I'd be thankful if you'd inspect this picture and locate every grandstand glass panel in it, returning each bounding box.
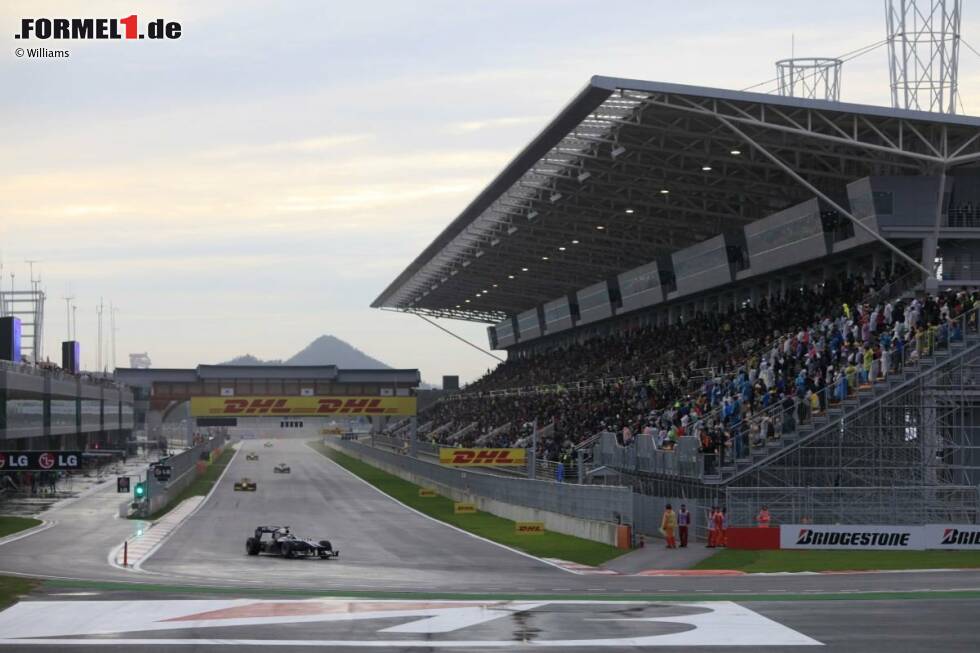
[121,403,135,429]
[746,211,823,256]
[873,191,894,215]
[80,399,101,428]
[50,398,76,428]
[4,395,43,429]
[673,246,727,280]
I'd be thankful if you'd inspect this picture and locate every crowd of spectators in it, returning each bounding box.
[420,269,980,469]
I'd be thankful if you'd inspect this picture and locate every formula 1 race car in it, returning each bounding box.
[273,463,291,474]
[246,452,259,461]
[245,526,338,559]
[234,477,257,491]
[264,441,274,448]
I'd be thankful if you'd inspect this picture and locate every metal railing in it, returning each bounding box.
[726,486,980,527]
[441,367,713,401]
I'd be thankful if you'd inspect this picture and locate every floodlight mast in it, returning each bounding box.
[886,0,962,114]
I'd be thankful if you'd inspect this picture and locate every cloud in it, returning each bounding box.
[448,115,548,134]
[195,134,374,160]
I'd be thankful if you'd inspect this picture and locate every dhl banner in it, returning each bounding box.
[418,488,437,497]
[190,396,417,417]
[439,448,526,467]
[515,521,545,534]
[454,502,477,514]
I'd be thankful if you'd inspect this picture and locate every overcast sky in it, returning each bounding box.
[2,1,979,383]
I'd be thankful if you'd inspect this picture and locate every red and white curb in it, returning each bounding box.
[109,444,239,572]
[111,496,204,570]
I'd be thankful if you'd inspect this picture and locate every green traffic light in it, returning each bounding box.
[134,482,146,498]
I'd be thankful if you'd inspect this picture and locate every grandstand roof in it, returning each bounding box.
[373,76,980,323]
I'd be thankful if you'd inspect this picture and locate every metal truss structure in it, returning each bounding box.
[0,287,46,363]
[886,0,962,114]
[374,77,980,322]
[776,58,843,101]
[643,340,980,528]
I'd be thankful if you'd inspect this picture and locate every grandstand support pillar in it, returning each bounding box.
[528,419,538,479]
[871,251,884,281]
[922,235,939,292]
[410,416,417,456]
[925,169,948,293]
[712,115,934,281]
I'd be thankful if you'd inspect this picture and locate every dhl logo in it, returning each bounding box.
[515,521,545,534]
[439,448,526,467]
[209,397,407,415]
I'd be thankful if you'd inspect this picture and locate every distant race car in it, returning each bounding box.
[234,477,257,491]
[246,526,338,559]
[273,463,291,474]
[264,442,274,448]
[246,452,259,461]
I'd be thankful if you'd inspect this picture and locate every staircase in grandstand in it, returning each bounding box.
[591,301,980,488]
[708,303,980,485]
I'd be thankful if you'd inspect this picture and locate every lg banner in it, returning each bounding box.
[0,451,83,471]
[780,524,924,550]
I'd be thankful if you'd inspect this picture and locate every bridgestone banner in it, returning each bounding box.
[781,524,980,550]
[923,524,980,549]
[781,524,923,550]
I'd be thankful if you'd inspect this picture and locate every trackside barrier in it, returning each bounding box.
[121,435,232,517]
[327,438,633,546]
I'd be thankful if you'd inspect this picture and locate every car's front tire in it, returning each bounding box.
[246,537,259,555]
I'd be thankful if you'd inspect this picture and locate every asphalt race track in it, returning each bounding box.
[144,438,557,590]
[1,437,979,651]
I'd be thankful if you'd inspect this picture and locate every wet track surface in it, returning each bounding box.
[2,437,980,650]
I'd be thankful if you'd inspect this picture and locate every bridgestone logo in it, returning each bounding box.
[796,529,911,547]
[941,528,980,546]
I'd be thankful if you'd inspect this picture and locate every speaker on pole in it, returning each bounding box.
[0,317,22,362]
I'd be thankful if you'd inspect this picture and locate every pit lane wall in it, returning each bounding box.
[119,435,232,517]
[324,437,631,546]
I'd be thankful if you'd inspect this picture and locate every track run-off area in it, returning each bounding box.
[1,437,979,651]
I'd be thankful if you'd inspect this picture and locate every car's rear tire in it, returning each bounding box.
[246,537,259,555]
[282,543,293,559]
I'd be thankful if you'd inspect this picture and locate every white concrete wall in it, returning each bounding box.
[324,440,620,547]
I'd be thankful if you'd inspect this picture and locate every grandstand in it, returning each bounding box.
[374,77,980,536]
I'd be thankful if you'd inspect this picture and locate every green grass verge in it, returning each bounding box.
[131,447,236,521]
[308,441,622,566]
[694,548,980,573]
[0,518,43,611]
[0,516,42,539]
[0,575,37,611]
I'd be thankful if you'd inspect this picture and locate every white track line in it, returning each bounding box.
[0,520,55,548]
[312,442,579,575]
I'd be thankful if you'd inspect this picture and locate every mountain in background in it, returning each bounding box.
[220,335,390,369]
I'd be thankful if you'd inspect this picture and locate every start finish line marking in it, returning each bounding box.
[0,598,821,647]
